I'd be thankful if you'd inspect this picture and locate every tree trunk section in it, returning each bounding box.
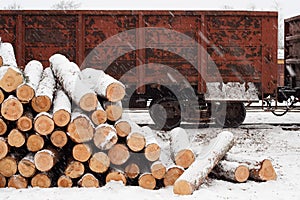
[53,90,71,127]
[16,60,43,103]
[0,89,4,104]
[1,95,23,121]
[170,127,195,169]
[65,161,85,179]
[50,130,68,148]
[212,160,250,183]
[106,169,127,185]
[126,122,146,152]
[34,149,57,172]
[89,152,110,174]
[0,174,6,188]
[151,161,166,180]
[138,173,156,190]
[125,163,140,179]
[78,173,99,188]
[163,166,184,187]
[18,154,36,178]
[0,118,7,136]
[8,175,28,189]
[0,156,17,177]
[114,119,132,138]
[72,143,92,162]
[173,131,234,195]
[108,144,130,165]
[8,129,25,148]
[0,67,24,92]
[67,112,94,143]
[57,175,73,187]
[81,68,125,102]
[31,173,51,188]
[34,112,55,136]
[31,68,55,113]
[17,111,33,132]
[0,137,8,159]
[26,133,44,152]
[91,101,107,126]
[141,126,161,162]
[93,124,118,150]
[103,101,122,121]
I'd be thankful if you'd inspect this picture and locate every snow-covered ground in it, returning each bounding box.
[1,110,300,200]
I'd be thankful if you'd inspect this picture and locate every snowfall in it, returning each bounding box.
[1,109,300,200]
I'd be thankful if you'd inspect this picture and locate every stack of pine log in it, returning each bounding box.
[0,42,277,194]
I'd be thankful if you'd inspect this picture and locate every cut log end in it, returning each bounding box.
[106,83,125,102]
[106,104,122,121]
[8,129,25,148]
[65,161,85,179]
[79,93,97,112]
[127,132,146,152]
[91,110,107,125]
[173,180,193,195]
[115,121,131,137]
[31,96,52,113]
[72,143,92,162]
[57,175,73,188]
[93,125,118,150]
[0,68,24,92]
[8,175,28,189]
[145,143,161,162]
[50,130,68,148]
[17,115,33,132]
[235,165,250,183]
[125,163,140,179]
[0,156,17,177]
[34,150,56,172]
[16,84,35,103]
[0,118,7,135]
[53,110,71,127]
[0,139,8,159]
[138,174,156,190]
[1,97,23,121]
[0,174,6,188]
[67,117,94,143]
[151,162,166,180]
[257,159,277,181]
[106,171,127,185]
[78,174,99,188]
[0,89,4,104]
[27,134,44,152]
[34,114,55,135]
[175,149,195,169]
[163,167,184,187]
[18,159,36,178]
[108,144,130,165]
[31,174,51,188]
[89,152,110,173]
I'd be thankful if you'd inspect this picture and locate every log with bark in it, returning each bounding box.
[31,68,56,113]
[8,129,26,148]
[18,154,36,178]
[49,55,97,112]
[65,161,85,179]
[89,152,110,173]
[78,173,99,188]
[81,68,125,102]
[0,117,7,136]
[91,102,107,126]
[26,133,44,152]
[72,143,92,162]
[103,101,123,122]
[173,131,234,195]
[126,122,146,152]
[16,60,43,103]
[8,174,28,189]
[141,126,161,162]
[34,112,55,136]
[170,127,195,169]
[31,173,51,188]
[224,154,277,181]
[93,124,118,150]
[0,156,17,177]
[0,137,8,159]
[57,175,73,187]
[34,149,57,172]
[0,42,17,67]
[52,89,71,127]
[1,95,23,121]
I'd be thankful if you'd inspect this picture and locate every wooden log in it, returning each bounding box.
[18,154,36,178]
[50,130,68,148]
[0,174,6,188]
[108,144,130,165]
[57,175,73,187]
[52,89,71,127]
[65,161,85,179]
[224,154,277,181]
[114,119,131,138]
[106,169,127,185]
[103,101,123,122]
[1,95,23,121]
[89,152,110,173]
[34,112,55,136]
[91,102,107,125]
[0,137,8,159]
[26,133,44,152]
[93,124,118,150]
[8,175,28,189]
[170,127,195,169]
[173,131,234,195]
[67,112,94,143]
[151,161,166,180]
[163,166,184,187]
[124,163,140,179]
[0,89,4,104]
[7,129,26,148]
[126,122,146,152]
[72,143,92,162]
[0,156,17,177]
[0,66,24,93]
[141,126,161,162]
[0,118,7,136]
[31,68,55,113]
[17,111,33,132]
[34,149,57,172]
[78,173,99,188]
[31,173,51,188]
[0,42,17,67]
[211,160,249,183]
[138,173,156,190]
[49,55,97,111]
[81,68,125,102]
[16,60,43,103]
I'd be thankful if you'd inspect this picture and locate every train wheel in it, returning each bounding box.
[213,102,246,128]
[149,97,181,130]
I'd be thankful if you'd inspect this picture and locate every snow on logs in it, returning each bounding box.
[52,90,71,127]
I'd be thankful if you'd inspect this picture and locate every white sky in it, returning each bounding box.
[0,0,299,19]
